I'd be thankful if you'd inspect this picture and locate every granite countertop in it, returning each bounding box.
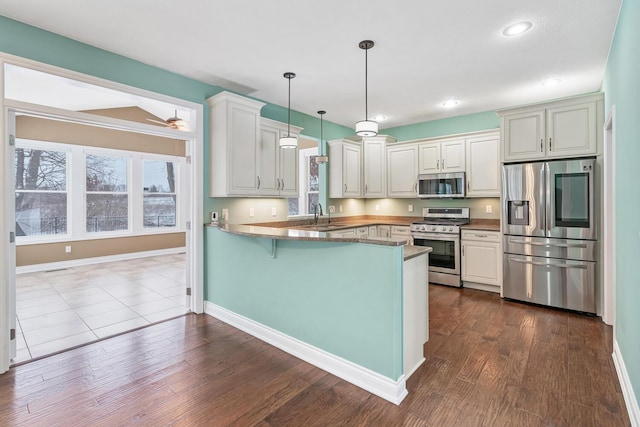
[210,223,408,247]
[252,215,416,231]
[461,219,501,232]
[403,246,432,261]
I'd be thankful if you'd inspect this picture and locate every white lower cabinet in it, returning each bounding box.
[461,230,501,293]
[377,225,391,238]
[391,225,412,245]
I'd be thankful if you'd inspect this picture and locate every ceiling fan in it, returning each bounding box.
[146,109,189,131]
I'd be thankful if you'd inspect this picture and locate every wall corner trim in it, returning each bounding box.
[613,340,640,427]
[204,301,408,405]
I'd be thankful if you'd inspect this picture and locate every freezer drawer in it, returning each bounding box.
[503,254,596,313]
[503,235,596,262]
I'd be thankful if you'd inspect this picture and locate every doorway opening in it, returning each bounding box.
[1,59,203,369]
[603,107,616,327]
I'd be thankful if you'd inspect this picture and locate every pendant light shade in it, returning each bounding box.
[315,110,328,164]
[356,40,378,137]
[279,72,298,149]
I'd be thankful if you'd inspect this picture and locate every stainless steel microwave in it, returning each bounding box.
[417,172,466,198]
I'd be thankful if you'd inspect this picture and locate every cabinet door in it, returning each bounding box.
[418,143,440,174]
[278,144,298,197]
[466,135,500,197]
[229,105,260,194]
[257,126,279,195]
[363,140,386,198]
[441,139,465,172]
[377,225,391,238]
[461,240,501,286]
[546,102,597,158]
[368,226,377,237]
[502,110,546,162]
[343,144,362,197]
[388,145,418,197]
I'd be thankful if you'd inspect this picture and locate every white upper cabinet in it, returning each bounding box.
[499,93,602,162]
[259,118,301,197]
[418,138,465,174]
[328,139,362,198]
[465,132,500,197]
[363,136,395,198]
[208,91,302,197]
[387,144,418,198]
[208,91,265,196]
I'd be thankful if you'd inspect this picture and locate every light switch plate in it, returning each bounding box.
[222,209,229,221]
[486,205,493,214]
[249,207,255,218]
[408,204,414,212]
[271,207,277,216]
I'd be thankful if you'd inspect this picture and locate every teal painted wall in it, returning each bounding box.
[382,111,499,142]
[602,0,640,410]
[206,227,404,380]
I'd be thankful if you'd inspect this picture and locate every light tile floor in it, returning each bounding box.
[13,253,188,363]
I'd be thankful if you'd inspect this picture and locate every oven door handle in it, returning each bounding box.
[412,233,459,241]
[508,256,587,269]
[508,238,587,249]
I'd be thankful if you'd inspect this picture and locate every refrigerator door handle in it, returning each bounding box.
[543,162,550,236]
[508,257,587,269]
[507,238,588,249]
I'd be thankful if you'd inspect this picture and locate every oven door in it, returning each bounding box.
[412,232,460,275]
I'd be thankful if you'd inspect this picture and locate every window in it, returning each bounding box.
[14,146,68,237]
[143,160,177,228]
[85,154,129,233]
[289,147,319,216]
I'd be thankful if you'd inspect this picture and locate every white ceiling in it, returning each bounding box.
[0,0,622,130]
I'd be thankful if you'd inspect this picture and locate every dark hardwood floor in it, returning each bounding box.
[0,285,631,426]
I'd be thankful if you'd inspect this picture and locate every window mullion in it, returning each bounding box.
[131,153,143,234]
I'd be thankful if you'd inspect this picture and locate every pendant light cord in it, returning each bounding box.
[287,76,291,137]
[364,46,368,121]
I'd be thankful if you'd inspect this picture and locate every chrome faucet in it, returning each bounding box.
[314,203,323,224]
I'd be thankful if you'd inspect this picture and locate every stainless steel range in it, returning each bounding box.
[410,207,470,287]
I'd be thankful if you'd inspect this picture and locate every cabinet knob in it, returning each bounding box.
[442,159,445,169]
[549,137,552,151]
[437,159,439,170]
[540,139,543,152]
[344,184,347,193]
[467,180,470,192]
[280,179,284,190]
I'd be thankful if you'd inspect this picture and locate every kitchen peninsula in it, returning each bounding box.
[205,224,431,404]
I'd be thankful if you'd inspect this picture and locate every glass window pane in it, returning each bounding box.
[288,198,299,216]
[144,160,176,193]
[86,194,128,232]
[15,148,66,190]
[86,154,127,192]
[307,193,319,214]
[308,156,319,191]
[144,194,176,228]
[15,192,67,236]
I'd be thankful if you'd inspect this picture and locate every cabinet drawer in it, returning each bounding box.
[461,230,500,242]
[390,226,410,236]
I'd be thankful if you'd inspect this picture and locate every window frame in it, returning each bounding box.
[15,140,185,245]
[288,146,319,218]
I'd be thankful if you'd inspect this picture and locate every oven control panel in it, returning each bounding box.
[410,224,460,234]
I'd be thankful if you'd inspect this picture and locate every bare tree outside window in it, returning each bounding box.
[143,160,177,228]
[86,154,128,232]
[14,146,68,236]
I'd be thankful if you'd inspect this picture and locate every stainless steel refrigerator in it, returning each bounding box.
[502,158,597,313]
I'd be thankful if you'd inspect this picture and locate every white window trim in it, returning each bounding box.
[15,140,186,245]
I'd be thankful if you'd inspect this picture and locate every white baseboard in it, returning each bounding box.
[204,301,408,405]
[613,340,640,427]
[16,247,186,274]
[462,281,500,294]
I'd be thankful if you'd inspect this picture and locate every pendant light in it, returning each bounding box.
[355,40,378,137]
[315,110,329,164]
[279,72,298,148]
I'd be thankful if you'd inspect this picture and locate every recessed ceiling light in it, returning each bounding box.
[373,115,387,121]
[441,99,460,108]
[541,78,562,87]
[503,21,533,37]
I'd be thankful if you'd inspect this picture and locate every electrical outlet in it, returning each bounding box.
[222,209,229,221]
[249,207,255,218]
[329,206,336,213]
[65,245,71,253]
[375,204,380,211]
[408,204,414,212]
[211,211,218,222]
[339,205,343,213]
[271,207,277,216]
[485,205,493,214]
